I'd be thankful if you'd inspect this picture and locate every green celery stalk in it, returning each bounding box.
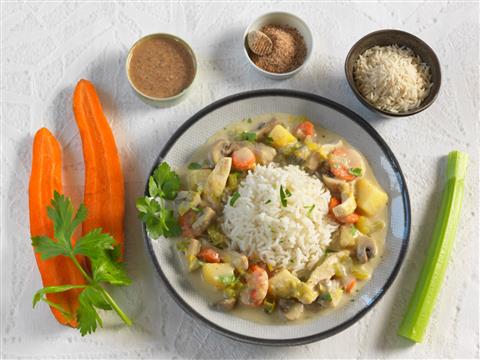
[398,151,468,343]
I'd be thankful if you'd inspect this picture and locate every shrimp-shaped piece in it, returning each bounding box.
[240,265,268,307]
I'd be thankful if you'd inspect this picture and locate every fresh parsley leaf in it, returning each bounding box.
[230,191,240,206]
[31,236,69,260]
[348,167,362,177]
[280,185,288,207]
[47,192,86,250]
[77,287,104,336]
[32,285,86,308]
[32,192,133,336]
[163,209,181,237]
[137,162,182,239]
[239,131,257,142]
[188,162,202,170]
[265,199,272,204]
[285,188,292,197]
[152,162,180,200]
[91,255,131,286]
[73,228,115,258]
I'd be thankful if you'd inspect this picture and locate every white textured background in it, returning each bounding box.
[1,1,479,359]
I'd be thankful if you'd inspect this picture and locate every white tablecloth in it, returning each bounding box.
[2,2,478,359]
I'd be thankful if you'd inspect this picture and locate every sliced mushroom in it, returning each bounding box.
[209,139,235,164]
[356,235,377,263]
[304,152,323,172]
[278,299,304,321]
[214,297,237,312]
[306,250,350,288]
[186,238,201,257]
[338,224,358,247]
[332,183,357,218]
[219,249,249,271]
[192,207,216,236]
[322,175,347,196]
[203,157,232,207]
[176,191,202,216]
[253,143,277,164]
[255,118,278,140]
[185,238,201,271]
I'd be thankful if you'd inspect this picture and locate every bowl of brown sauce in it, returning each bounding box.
[126,33,197,107]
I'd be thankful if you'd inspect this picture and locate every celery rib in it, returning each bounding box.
[398,151,468,343]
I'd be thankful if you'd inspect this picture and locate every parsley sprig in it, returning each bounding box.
[31,192,132,336]
[136,162,181,239]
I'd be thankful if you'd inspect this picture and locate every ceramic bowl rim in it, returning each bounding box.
[142,89,411,346]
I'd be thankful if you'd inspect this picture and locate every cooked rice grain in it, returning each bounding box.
[222,164,337,274]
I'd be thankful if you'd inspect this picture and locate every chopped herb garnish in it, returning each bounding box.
[351,226,358,236]
[325,249,335,254]
[305,204,315,216]
[265,199,272,204]
[230,191,240,206]
[239,131,257,142]
[285,188,292,197]
[247,118,252,123]
[349,167,362,177]
[176,240,189,252]
[265,136,274,144]
[217,274,238,286]
[320,292,333,302]
[191,207,202,213]
[188,162,202,170]
[280,185,288,207]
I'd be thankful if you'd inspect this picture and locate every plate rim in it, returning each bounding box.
[142,89,411,346]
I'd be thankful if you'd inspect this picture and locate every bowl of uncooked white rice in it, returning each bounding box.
[345,29,441,117]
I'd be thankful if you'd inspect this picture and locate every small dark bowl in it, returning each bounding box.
[345,29,441,117]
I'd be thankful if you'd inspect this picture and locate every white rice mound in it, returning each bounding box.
[353,45,432,113]
[222,164,338,274]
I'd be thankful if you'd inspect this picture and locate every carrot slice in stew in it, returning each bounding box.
[73,80,125,260]
[29,128,86,327]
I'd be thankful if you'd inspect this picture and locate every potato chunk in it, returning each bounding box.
[355,178,388,216]
[268,125,297,148]
[202,263,235,289]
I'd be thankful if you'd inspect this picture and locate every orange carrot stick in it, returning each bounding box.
[29,128,86,327]
[73,80,125,260]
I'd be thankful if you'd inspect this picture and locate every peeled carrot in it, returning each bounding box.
[344,278,357,293]
[197,248,221,263]
[295,121,315,138]
[337,213,360,224]
[29,128,86,327]
[232,147,256,171]
[73,80,125,260]
[328,197,340,216]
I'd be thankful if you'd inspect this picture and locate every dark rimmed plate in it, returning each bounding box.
[143,90,411,345]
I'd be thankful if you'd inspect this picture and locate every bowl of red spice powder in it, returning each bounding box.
[243,12,313,80]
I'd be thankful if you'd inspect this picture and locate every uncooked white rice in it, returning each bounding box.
[222,164,337,274]
[353,44,432,113]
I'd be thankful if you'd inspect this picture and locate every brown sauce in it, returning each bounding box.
[129,36,195,98]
